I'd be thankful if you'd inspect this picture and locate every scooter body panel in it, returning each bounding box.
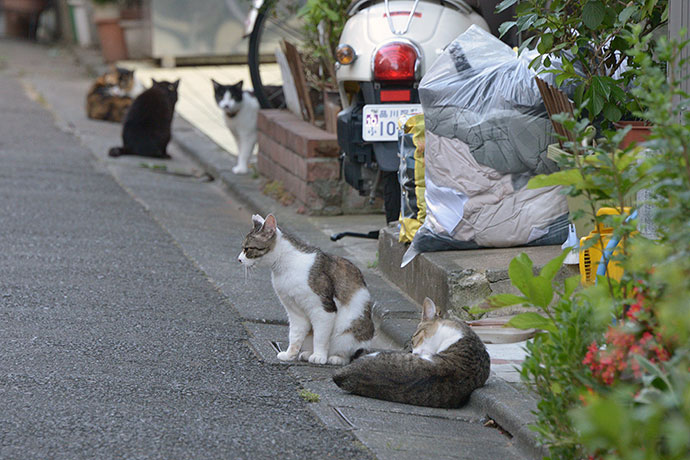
[336,1,488,84]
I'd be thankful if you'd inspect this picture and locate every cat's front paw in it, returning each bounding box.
[276,351,297,361]
[308,353,328,365]
[327,355,348,366]
[232,165,249,175]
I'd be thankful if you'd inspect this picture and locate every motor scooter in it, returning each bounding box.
[335,0,489,223]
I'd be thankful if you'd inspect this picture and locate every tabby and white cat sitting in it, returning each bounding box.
[212,80,260,175]
[238,214,375,365]
[333,297,490,408]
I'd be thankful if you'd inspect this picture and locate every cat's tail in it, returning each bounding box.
[333,351,476,408]
[108,147,127,157]
[108,146,171,159]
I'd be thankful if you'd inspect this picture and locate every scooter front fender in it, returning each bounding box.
[336,0,488,84]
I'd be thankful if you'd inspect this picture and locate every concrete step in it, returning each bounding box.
[378,226,579,318]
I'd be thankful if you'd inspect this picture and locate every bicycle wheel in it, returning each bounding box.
[248,0,306,109]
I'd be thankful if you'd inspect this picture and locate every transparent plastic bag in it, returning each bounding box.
[419,25,558,176]
[400,25,570,267]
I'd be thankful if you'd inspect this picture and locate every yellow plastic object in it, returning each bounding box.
[399,114,427,243]
[579,207,631,285]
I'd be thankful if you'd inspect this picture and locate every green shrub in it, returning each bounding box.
[487,19,690,460]
[496,0,667,123]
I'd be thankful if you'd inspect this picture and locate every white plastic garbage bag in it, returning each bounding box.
[401,25,569,267]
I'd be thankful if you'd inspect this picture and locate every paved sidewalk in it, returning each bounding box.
[1,38,545,459]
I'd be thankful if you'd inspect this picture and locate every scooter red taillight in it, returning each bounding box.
[373,42,418,82]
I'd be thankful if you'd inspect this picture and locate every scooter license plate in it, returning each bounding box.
[362,104,423,142]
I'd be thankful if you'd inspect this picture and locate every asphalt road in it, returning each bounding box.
[0,70,373,459]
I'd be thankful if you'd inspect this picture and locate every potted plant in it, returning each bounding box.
[296,0,349,127]
[90,0,127,62]
[297,0,348,92]
[497,0,667,132]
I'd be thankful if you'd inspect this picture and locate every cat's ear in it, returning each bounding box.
[151,79,158,85]
[172,79,180,90]
[251,214,265,229]
[262,214,277,235]
[421,297,438,321]
[211,79,221,91]
[236,80,244,91]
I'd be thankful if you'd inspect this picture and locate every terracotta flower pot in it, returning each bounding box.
[614,120,653,149]
[95,18,128,62]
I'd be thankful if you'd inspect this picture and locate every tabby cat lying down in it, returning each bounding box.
[333,297,490,408]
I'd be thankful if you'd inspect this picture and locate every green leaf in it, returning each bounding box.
[574,83,586,107]
[602,103,622,122]
[587,90,605,118]
[539,250,569,282]
[323,7,340,22]
[527,276,554,308]
[495,0,519,14]
[506,312,556,332]
[488,293,528,307]
[564,275,580,298]
[618,5,636,23]
[582,1,605,29]
[528,169,583,189]
[575,398,627,443]
[515,13,537,32]
[634,355,667,381]
[537,33,554,55]
[591,76,610,99]
[550,381,562,395]
[498,21,516,38]
[555,73,570,87]
[509,253,534,296]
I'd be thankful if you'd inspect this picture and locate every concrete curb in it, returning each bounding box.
[172,114,545,459]
[469,377,547,460]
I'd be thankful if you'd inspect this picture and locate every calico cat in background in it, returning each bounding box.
[212,79,260,175]
[238,214,375,365]
[333,297,490,408]
[86,67,138,123]
[109,79,180,159]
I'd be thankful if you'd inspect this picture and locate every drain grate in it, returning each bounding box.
[332,407,356,429]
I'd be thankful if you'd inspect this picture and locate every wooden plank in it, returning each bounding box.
[281,40,315,124]
[275,46,303,118]
[535,76,576,147]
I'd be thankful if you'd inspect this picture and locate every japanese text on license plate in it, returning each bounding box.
[362,104,422,142]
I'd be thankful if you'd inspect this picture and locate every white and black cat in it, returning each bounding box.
[238,214,375,365]
[108,79,180,159]
[333,297,490,408]
[212,79,260,175]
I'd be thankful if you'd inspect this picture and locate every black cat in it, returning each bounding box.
[108,79,180,159]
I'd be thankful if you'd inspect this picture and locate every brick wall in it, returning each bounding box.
[257,110,382,215]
